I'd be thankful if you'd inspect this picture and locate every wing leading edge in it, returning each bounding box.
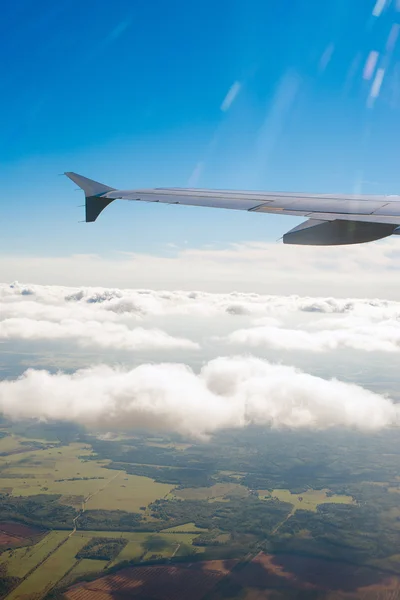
[65,172,400,245]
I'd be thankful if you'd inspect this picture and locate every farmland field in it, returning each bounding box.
[160,522,208,533]
[60,558,109,587]
[0,443,112,500]
[0,528,207,594]
[0,531,68,578]
[0,528,209,598]
[0,522,45,549]
[84,472,173,512]
[64,560,239,600]
[258,488,355,512]
[107,540,143,566]
[70,530,202,547]
[1,424,400,598]
[0,440,174,512]
[205,552,400,599]
[6,536,88,600]
[174,483,248,501]
[0,435,24,454]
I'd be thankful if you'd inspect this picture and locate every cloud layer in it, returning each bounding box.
[1,282,400,354]
[3,281,400,320]
[2,282,399,435]
[1,237,400,299]
[0,357,398,437]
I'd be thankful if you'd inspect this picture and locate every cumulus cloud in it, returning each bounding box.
[0,318,199,351]
[0,357,398,437]
[223,319,400,353]
[2,282,400,355]
[2,282,400,321]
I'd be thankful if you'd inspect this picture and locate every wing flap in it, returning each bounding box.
[283,219,397,245]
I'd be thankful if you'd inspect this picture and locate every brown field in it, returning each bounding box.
[0,522,43,538]
[63,552,400,600]
[64,560,239,600]
[0,531,27,546]
[0,521,44,547]
[208,552,400,599]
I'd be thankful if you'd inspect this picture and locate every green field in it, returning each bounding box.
[0,528,207,595]
[174,483,248,501]
[0,434,184,598]
[160,522,208,533]
[0,435,25,454]
[108,531,204,565]
[0,443,110,500]
[258,488,355,512]
[59,530,204,572]
[218,470,245,481]
[60,558,109,587]
[6,535,88,600]
[0,442,174,512]
[108,540,144,566]
[0,531,68,578]
[85,472,173,512]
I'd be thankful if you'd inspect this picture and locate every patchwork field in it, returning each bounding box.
[0,425,398,599]
[6,535,89,600]
[0,530,68,578]
[258,488,355,512]
[0,529,206,599]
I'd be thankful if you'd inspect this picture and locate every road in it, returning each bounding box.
[68,471,121,537]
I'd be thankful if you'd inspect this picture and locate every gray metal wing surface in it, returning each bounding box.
[65,172,400,245]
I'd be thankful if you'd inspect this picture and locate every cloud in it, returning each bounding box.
[0,318,199,351]
[1,237,399,298]
[2,282,400,356]
[223,318,400,353]
[0,357,398,437]
[2,282,400,322]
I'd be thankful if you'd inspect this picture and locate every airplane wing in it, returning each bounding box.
[65,172,400,246]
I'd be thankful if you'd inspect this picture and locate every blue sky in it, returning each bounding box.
[1,0,400,260]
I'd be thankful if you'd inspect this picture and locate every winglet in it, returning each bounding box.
[64,172,116,222]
